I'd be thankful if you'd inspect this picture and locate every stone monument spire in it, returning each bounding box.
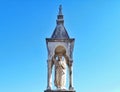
[51,5,69,39]
[45,5,75,92]
[57,5,63,24]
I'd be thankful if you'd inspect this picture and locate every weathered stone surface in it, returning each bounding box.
[51,5,69,39]
[51,25,69,39]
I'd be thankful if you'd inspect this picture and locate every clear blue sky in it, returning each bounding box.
[0,0,120,92]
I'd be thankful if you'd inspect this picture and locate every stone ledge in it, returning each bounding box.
[44,90,76,92]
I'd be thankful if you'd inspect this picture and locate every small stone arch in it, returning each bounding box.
[53,45,70,67]
[54,45,66,56]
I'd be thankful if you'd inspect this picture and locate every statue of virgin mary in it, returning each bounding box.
[52,55,67,90]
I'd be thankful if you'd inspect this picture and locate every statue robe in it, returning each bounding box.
[54,58,66,89]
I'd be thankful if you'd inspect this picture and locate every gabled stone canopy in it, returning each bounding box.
[51,5,69,39]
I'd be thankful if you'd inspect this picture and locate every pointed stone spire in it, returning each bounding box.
[51,5,69,39]
[57,5,64,25]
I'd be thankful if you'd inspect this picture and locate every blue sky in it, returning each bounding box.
[0,0,120,92]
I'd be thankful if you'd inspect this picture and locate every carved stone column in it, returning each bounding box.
[47,59,53,90]
[69,60,74,90]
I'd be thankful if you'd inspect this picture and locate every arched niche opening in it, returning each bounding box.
[54,45,66,56]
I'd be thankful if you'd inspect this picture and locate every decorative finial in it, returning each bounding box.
[57,5,64,25]
[59,5,62,15]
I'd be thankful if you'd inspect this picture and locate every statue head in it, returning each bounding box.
[58,55,64,61]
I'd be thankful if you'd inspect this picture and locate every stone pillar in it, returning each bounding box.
[47,59,53,90]
[69,60,74,90]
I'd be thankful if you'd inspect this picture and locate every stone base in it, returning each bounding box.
[44,90,76,92]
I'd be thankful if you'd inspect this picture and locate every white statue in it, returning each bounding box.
[52,55,67,90]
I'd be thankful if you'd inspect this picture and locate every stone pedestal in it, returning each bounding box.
[44,90,76,92]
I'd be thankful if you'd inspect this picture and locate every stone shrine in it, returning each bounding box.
[45,5,75,92]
